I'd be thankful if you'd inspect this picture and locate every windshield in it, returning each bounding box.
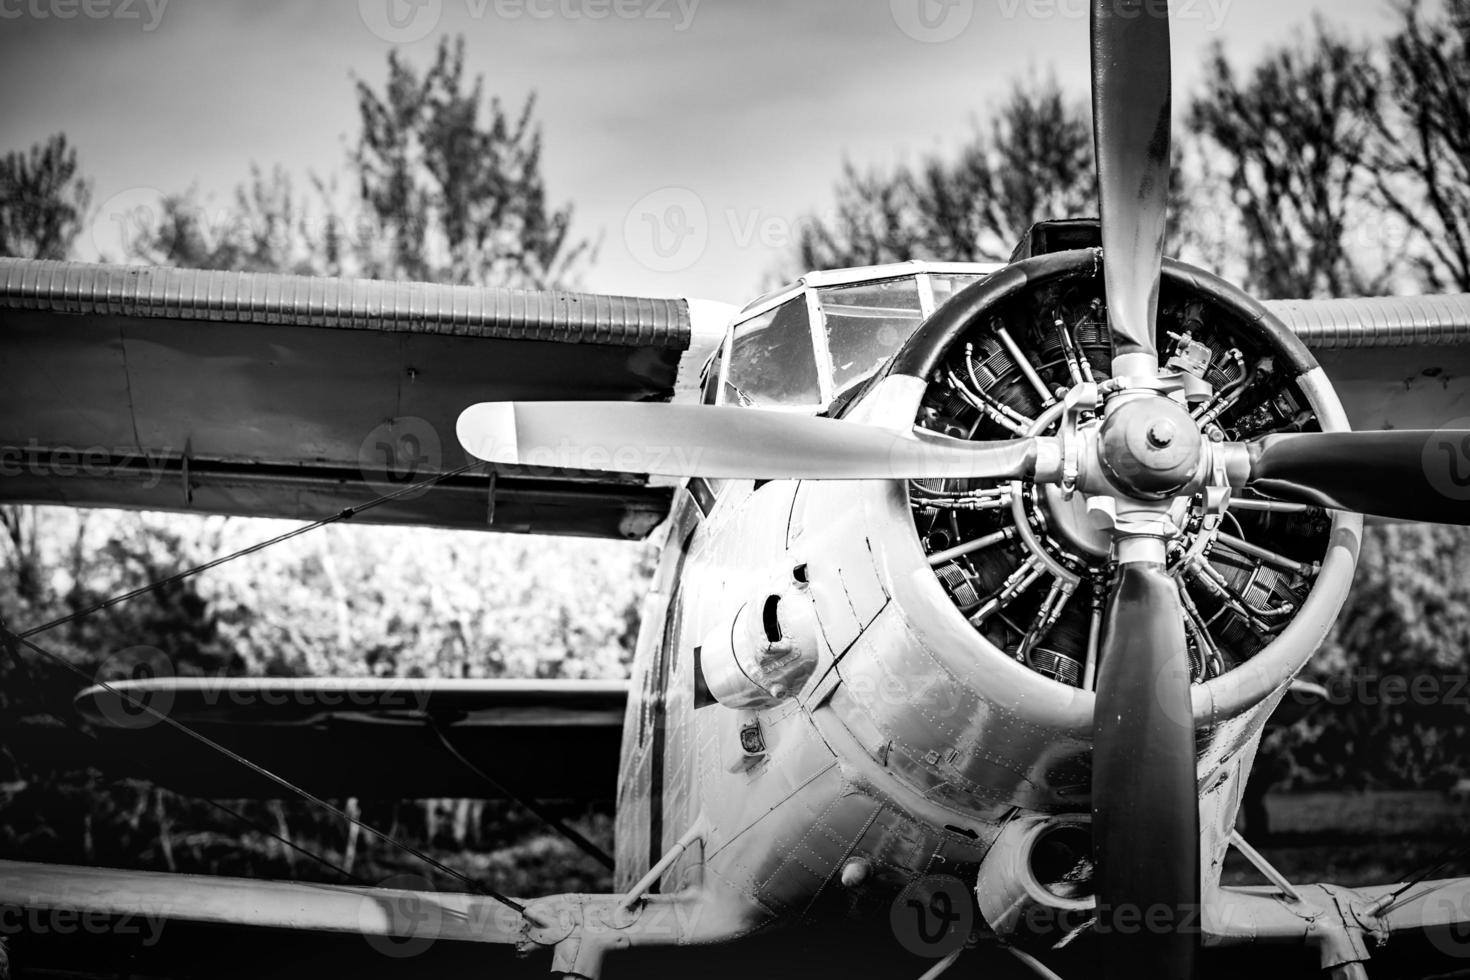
[721,269,994,411]
[819,278,925,393]
[930,273,984,308]
[726,299,821,408]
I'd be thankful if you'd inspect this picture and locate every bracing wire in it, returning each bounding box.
[0,622,530,917]
[19,461,486,640]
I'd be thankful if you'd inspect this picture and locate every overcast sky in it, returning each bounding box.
[0,0,1401,306]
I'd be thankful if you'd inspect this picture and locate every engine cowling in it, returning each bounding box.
[873,250,1354,700]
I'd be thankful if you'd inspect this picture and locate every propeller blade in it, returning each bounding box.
[1091,0,1174,367]
[1092,561,1199,979]
[457,402,1043,482]
[1240,430,1470,525]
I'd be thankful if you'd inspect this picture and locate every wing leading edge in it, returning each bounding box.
[0,259,732,539]
[0,858,525,944]
[59,677,628,803]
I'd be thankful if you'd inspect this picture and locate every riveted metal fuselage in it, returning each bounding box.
[611,455,1357,940]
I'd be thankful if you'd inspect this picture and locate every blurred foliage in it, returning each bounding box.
[0,509,644,890]
[126,37,591,290]
[1288,523,1470,791]
[350,36,591,288]
[797,76,1099,269]
[0,36,636,894]
[797,75,1096,268]
[0,133,91,262]
[794,74,1197,275]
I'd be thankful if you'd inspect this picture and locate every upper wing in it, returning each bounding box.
[1265,295,1470,431]
[0,258,732,539]
[54,677,627,802]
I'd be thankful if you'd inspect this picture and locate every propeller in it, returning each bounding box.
[457,402,1043,483]
[1092,0,1173,368]
[1236,429,1470,526]
[1091,562,1200,977]
[1088,3,1200,978]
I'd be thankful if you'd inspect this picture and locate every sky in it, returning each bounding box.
[0,0,1403,307]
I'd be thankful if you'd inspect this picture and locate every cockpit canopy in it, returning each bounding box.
[704,262,1002,411]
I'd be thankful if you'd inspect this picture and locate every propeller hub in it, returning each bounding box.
[1099,397,1203,500]
[1146,420,1177,449]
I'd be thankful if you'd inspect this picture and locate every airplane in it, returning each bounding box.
[6,4,1470,979]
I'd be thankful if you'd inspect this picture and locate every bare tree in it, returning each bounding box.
[1188,23,1382,300]
[1371,0,1470,292]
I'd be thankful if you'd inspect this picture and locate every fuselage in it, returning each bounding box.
[599,253,1363,948]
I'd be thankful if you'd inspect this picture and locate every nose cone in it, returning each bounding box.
[1099,397,1203,498]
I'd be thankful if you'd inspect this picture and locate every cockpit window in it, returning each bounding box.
[930,273,984,309]
[726,299,821,408]
[819,278,924,392]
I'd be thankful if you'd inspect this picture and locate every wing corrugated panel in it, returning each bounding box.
[0,258,690,345]
[1262,294,1470,431]
[1265,294,1470,349]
